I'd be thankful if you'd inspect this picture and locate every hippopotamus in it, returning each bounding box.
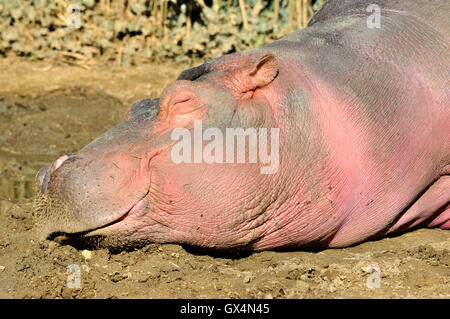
[35,0,449,250]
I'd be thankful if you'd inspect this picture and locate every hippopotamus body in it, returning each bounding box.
[35,0,449,250]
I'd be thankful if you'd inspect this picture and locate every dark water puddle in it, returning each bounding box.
[0,152,55,201]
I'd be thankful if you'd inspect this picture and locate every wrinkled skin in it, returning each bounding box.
[35,0,449,250]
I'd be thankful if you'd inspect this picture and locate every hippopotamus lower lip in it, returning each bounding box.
[47,189,149,242]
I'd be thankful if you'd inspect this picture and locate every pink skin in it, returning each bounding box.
[307,70,449,247]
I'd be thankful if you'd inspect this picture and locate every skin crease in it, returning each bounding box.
[35,0,449,250]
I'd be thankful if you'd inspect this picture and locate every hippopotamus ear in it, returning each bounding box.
[224,53,279,97]
[245,54,279,88]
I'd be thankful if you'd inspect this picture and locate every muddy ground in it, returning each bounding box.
[0,58,448,299]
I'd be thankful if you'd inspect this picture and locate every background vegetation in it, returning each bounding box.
[0,0,326,66]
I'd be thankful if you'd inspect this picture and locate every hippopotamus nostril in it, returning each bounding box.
[63,153,78,163]
[36,154,77,193]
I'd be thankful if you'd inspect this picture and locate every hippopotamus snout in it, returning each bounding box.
[34,99,164,242]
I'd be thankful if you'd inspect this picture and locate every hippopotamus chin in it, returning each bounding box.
[35,0,449,250]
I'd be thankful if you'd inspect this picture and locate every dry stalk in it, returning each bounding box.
[238,0,249,30]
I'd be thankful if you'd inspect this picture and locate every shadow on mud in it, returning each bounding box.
[45,232,151,254]
[50,231,332,259]
[51,233,256,258]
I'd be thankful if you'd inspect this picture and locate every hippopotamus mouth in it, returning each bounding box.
[37,159,154,248]
[47,194,149,246]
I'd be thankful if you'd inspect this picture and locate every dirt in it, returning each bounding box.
[0,58,448,299]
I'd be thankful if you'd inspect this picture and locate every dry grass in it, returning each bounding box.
[0,0,325,65]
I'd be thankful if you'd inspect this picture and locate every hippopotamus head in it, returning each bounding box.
[35,53,290,249]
